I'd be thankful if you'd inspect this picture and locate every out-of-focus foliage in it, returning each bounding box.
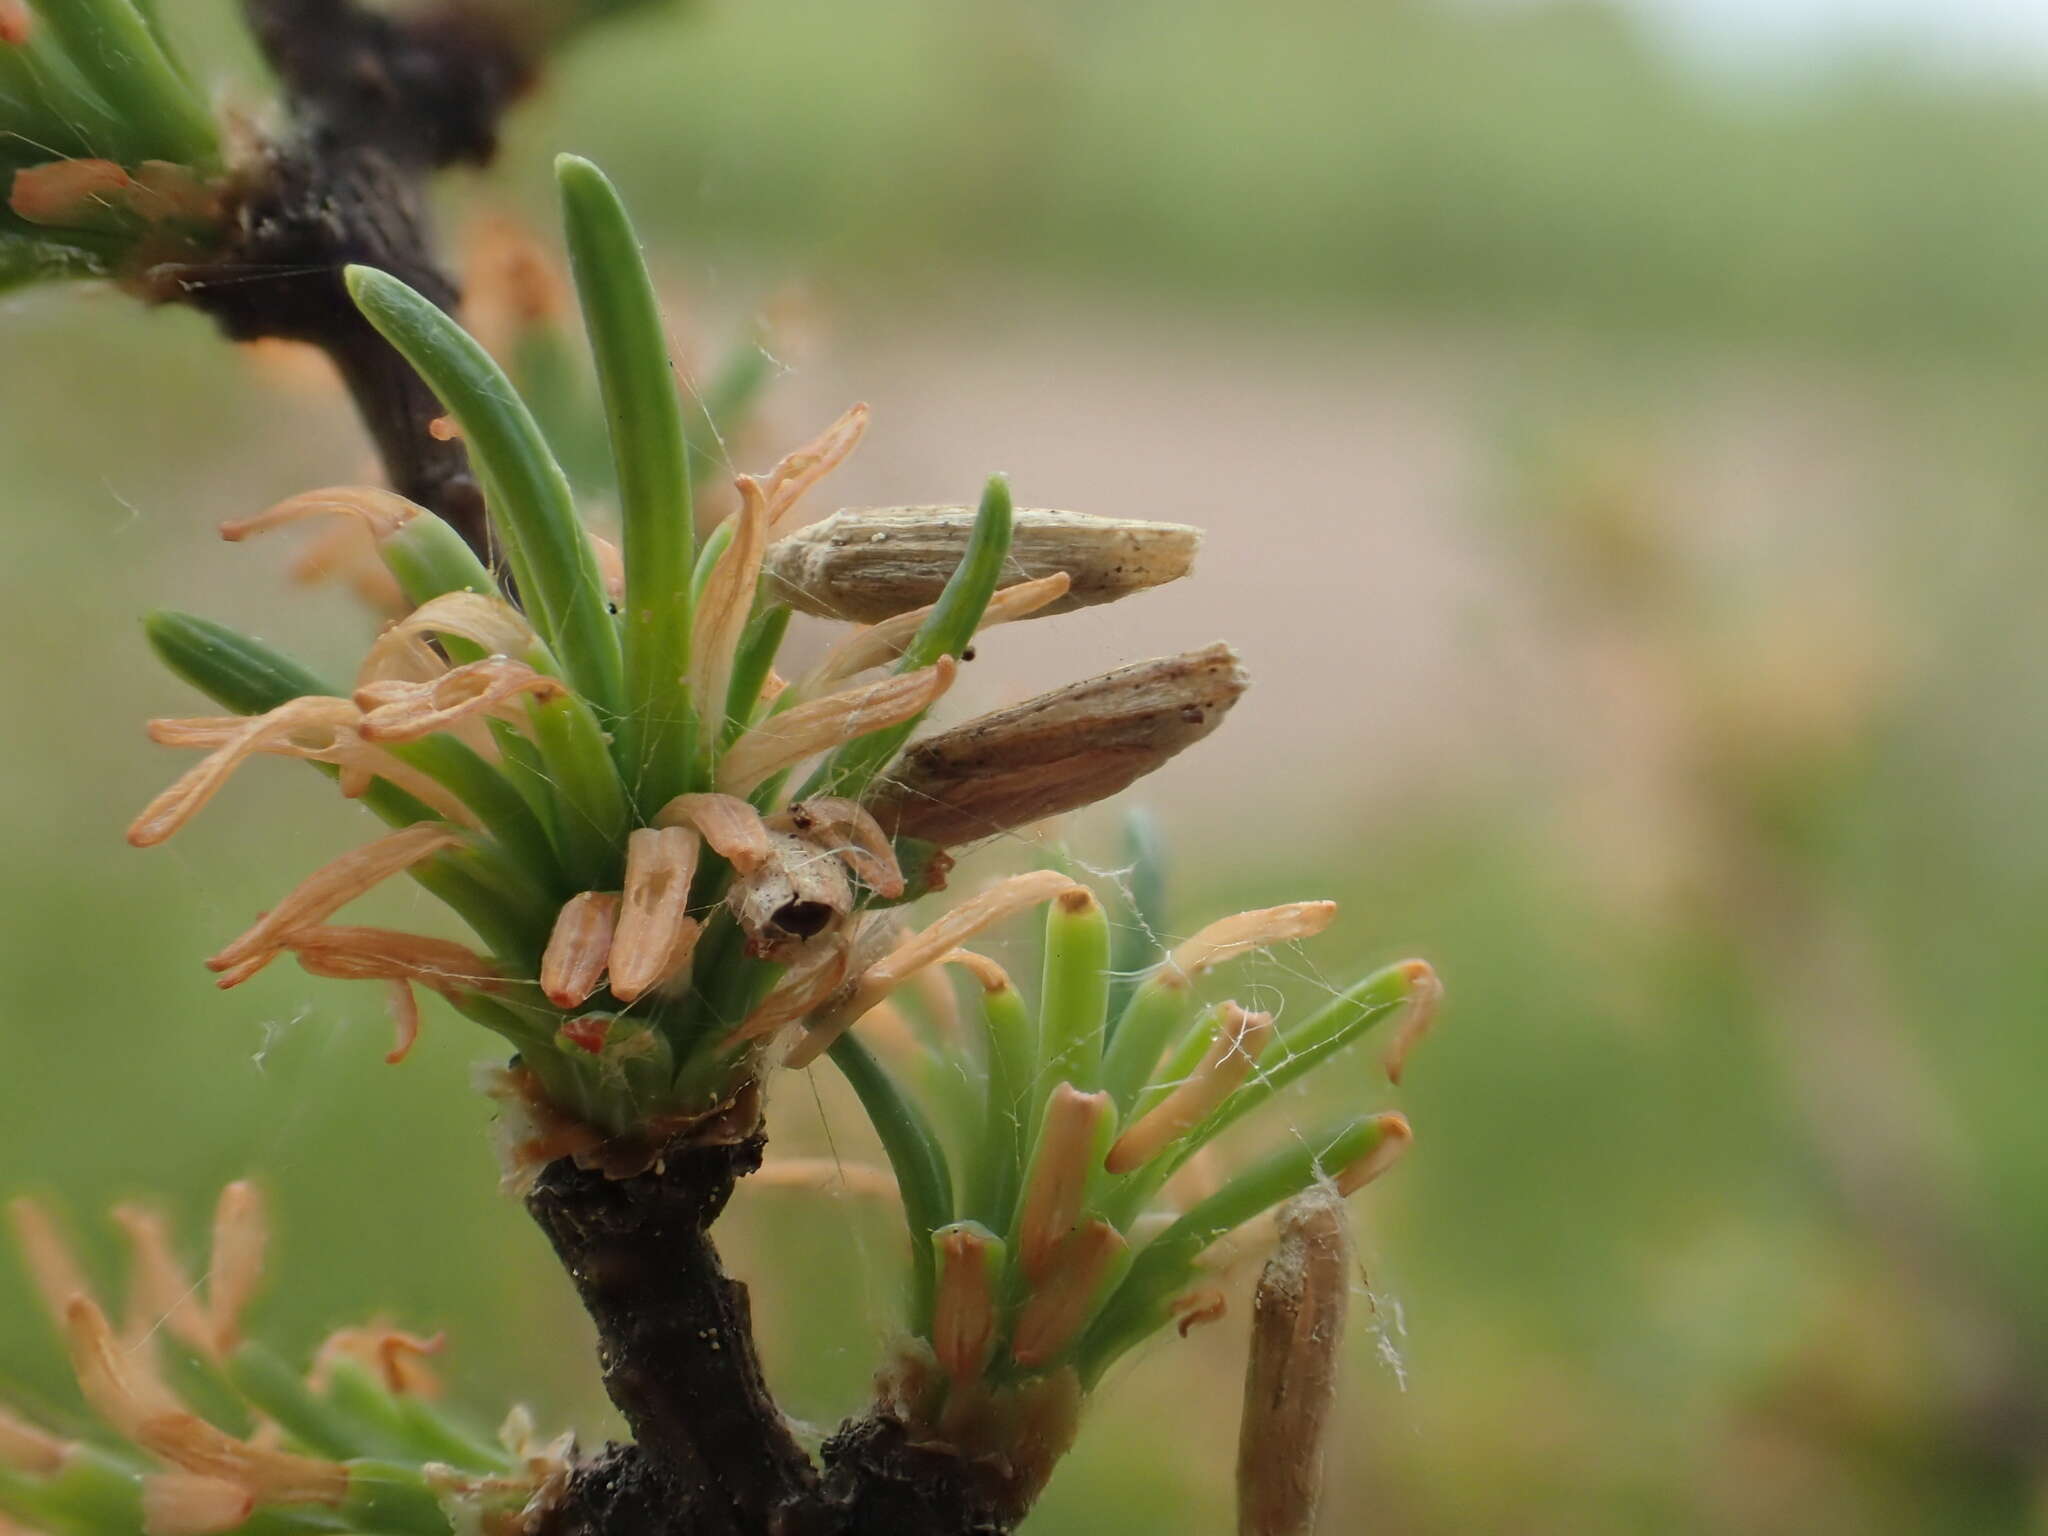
[529,0,2048,358]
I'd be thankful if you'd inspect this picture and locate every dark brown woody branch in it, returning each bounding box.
[523,1134,818,1536]
[164,130,489,549]
[157,0,546,556]
[524,1126,1046,1536]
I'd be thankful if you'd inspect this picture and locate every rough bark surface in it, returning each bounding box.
[814,1414,1039,1535]
[157,0,539,556]
[167,132,489,549]
[524,1134,1040,1536]
[524,1135,818,1535]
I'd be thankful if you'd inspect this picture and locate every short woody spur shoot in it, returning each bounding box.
[763,858,1438,1497]
[126,157,1242,1156]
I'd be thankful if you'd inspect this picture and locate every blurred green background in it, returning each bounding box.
[6,0,2048,1530]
